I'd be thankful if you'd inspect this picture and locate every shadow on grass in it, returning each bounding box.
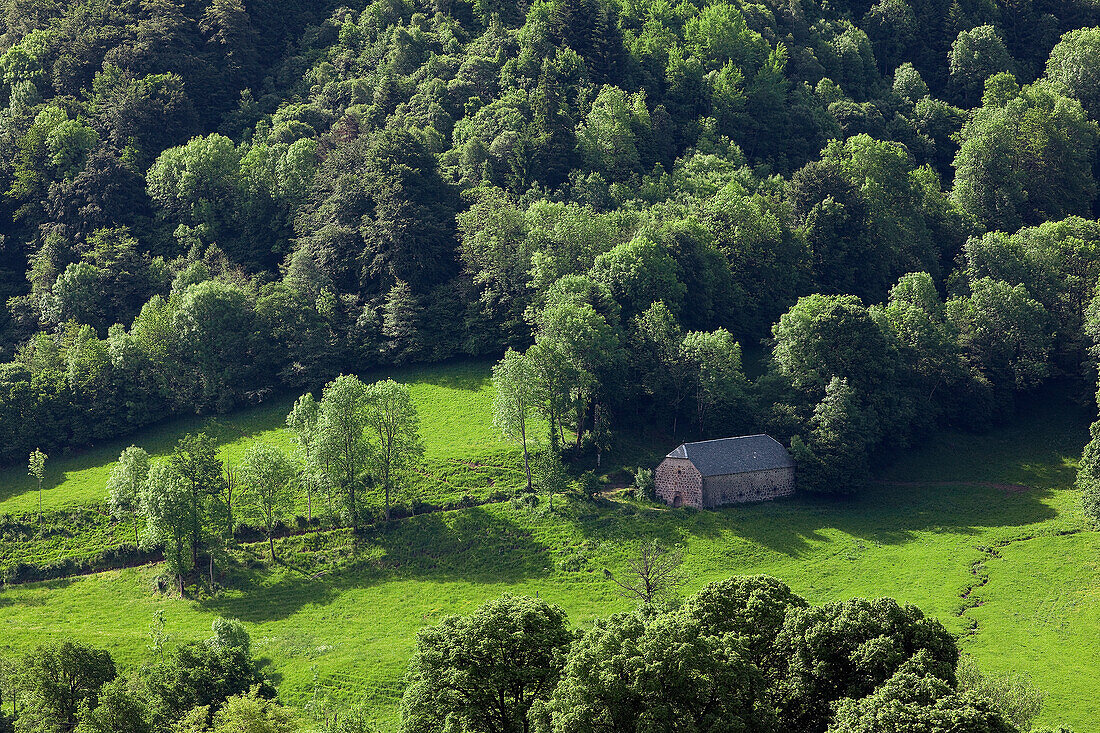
[0,398,296,507]
[199,506,554,623]
[569,478,1060,559]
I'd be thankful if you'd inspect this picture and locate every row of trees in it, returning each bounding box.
[104,374,423,594]
[401,576,1052,733]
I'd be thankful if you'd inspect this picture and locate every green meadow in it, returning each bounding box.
[0,364,1097,730]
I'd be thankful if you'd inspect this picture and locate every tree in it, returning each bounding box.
[957,655,1045,731]
[680,329,751,434]
[773,597,959,731]
[106,446,150,545]
[605,539,686,604]
[211,687,296,733]
[829,662,1016,733]
[683,575,808,667]
[27,448,46,523]
[18,641,116,733]
[948,26,1012,106]
[1045,27,1100,120]
[364,379,424,521]
[1077,419,1100,528]
[170,432,225,576]
[401,594,572,733]
[493,349,537,491]
[141,463,193,595]
[238,444,295,560]
[140,642,274,728]
[286,393,320,521]
[946,277,1052,394]
[538,610,776,733]
[315,375,370,528]
[530,450,569,511]
[75,678,152,733]
[951,79,1099,231]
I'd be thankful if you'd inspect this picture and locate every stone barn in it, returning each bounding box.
[654,435,795,509]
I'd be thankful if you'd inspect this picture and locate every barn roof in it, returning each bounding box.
[666,434,793,477]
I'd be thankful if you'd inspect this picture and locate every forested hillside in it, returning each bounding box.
[4,0,1100,506]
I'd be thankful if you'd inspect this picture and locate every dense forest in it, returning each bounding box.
[4,0,1100,512]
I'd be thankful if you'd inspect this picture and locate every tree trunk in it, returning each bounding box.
[520,418,532,491]
[269,534,276,562]
[384,484,391,521]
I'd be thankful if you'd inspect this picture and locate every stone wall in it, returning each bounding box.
[655,458,704,508]
[702,467,795,507]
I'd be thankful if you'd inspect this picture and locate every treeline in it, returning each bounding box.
[3,0,1100,474]
[400,576,1057,733]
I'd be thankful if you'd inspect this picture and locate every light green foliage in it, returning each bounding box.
[363,379,425,520]
[286,393,320,521]
[140,462,193,593]
[210,617,251,656]
[211,687,297,733]
[314,375,370,527]
[957,655,1044,730]
[106,446,150,545]
[238,444,295,559]
[1046,27,1100,119]
[493,349,537,490]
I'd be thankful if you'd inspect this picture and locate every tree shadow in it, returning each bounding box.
[199,506,554,623]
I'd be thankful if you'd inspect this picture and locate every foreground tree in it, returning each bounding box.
[364,379,424,521]
[238,444,295,560]
[683,575,808,667]
[401,594,572,733]
[19,641,116,733]
[106,446,151,545]
[829,663,1016,733]
[537,611,776,733]
[773,597,959,731]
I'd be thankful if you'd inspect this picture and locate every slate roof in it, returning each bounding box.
[665,434,794,477]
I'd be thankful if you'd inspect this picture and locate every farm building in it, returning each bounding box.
[655,434,795,508]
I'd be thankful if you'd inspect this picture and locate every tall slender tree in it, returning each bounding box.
[107,446,151,545]
[492,349,536,491]
[364,379,424,521]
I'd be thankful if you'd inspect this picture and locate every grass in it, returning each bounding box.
[0,373,1097,730]
[0,361,540,517]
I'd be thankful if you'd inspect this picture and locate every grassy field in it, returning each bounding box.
[0,361,539,517]
[0,371,1097,730]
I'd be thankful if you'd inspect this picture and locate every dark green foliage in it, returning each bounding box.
[17,641,116,733]
[772,597,960,731]
[401,594,573,733]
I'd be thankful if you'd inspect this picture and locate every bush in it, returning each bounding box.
[633,468,655,500]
